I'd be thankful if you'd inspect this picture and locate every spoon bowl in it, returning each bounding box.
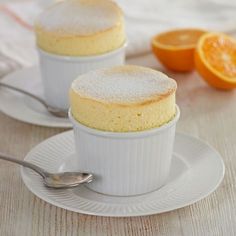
[44,172,93,189]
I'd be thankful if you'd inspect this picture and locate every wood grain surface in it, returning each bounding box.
[0,52,236,236]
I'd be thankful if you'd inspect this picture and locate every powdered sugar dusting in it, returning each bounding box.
[72,65,177,103]
[36,0,122,35]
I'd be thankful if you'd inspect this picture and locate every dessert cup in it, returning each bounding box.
[69,105,180,196]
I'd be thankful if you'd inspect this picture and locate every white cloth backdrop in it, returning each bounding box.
[117,0,236,56]
[0,0,236,71]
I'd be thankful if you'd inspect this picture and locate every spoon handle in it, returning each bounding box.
[0,152,47,178]
[0,82,47,107]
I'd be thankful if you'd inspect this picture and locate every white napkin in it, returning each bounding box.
[0,2,38,69]
[0,0,236,67]
[116,0,236,56]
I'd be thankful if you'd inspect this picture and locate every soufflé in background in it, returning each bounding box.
[34,0,126,110]
[35,0,125,56]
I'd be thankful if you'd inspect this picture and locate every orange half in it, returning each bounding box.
[195,32,236,89]
[152,29,206,72]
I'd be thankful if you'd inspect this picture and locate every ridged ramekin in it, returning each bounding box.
[38,43,126,110]
[69,106,180,196]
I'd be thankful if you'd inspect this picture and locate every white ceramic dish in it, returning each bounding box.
[38,43,126,110]
[69,107,180,196]
[0,66,71,128]
[21,130,225,217]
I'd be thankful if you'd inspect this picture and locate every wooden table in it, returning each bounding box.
[1,48,236,235]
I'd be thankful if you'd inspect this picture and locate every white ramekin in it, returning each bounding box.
[69,106,180,196]
[38,43,126,110]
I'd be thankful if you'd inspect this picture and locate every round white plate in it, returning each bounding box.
[21,131,225,217]
[0,66,71,128]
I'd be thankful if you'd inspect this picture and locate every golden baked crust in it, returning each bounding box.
[70,65,177,132]
[35,0,125,56]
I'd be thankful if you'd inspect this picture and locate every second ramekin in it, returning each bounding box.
[69,106,180,196]
[38,43,126,110]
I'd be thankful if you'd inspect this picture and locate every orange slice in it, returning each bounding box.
[152,29,206,72]
[195,32,236,89]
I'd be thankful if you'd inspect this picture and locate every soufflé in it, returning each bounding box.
[70,65,177,132]
[35,0,125,56]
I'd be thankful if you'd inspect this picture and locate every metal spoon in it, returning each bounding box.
[0,153,93,189]
[0,82,68,118]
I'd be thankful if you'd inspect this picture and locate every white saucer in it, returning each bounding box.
[21,131,225,217]
[0,66,71,128]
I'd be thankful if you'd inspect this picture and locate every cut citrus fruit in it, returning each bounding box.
[152,29,206,72]
[195,32,236,90]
